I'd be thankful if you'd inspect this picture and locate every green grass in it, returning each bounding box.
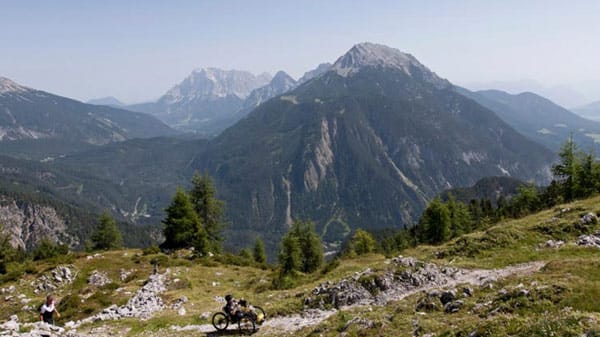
[2,197,600,336]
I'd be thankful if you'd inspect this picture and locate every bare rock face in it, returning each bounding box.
[0,196,78,249]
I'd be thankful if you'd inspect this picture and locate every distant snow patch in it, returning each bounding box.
[537,128,553,135]
[554,123,568,128]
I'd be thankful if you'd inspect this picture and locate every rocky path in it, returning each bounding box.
[173,258,545,336]
[0,258,546,337]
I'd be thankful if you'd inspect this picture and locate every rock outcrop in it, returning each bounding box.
[305,256,545,309]
[0,196,78,249]
[69,271,167,328]
[577,232,600,249]
[32,265,76,294]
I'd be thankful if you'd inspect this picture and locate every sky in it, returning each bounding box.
[1,0,599,106]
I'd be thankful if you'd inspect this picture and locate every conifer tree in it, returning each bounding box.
[161,188,203,250]
[253,237,267,264]
[420,198,450,244]
[553,135,579,201]
[91,212,123,250]
[295,221,324,273]
[446,194,471,238]
[278,232,301,275]
[189,172,225,253]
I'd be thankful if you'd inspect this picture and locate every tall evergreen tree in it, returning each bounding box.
[91,212,123,250]
[253,237,267,264]
[420,198,450,244]
[161,188,203,250]
[189,172,225,253]
[553,135,579,201]
[295,221,324,273]
[447,195,471,238]
[278,232,301,275]
[576,150,596,198]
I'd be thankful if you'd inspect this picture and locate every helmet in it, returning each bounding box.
[225,294,232,302]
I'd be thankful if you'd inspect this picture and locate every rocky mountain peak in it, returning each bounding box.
[331,43,448,88]
[270,71,296,89]
[0,77,28,95]
[160,68,272,105]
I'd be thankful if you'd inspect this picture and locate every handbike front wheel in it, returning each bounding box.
[253,306,267,324]
[212,312,229,331]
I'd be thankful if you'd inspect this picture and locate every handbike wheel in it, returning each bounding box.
[212,312,229,331]
[253,306,267,324]
[238,316,256,334]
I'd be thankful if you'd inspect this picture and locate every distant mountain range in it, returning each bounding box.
[463,79,589,108]
[0,77,176,160]
[86,96,125,108]
[127,64,333,137]
[456,87,600,152]
[0,42,577,256]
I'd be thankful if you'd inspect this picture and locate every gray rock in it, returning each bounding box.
[543,240,565,249]
[88,270,111,287]
[0,318,19,331]
[577,232,600,249]
[444,300,463,313]
[34,265,76,294]
[579,212,598,225]
[119,268,134,282]
[177,306,187,316]
[72,271,167,328]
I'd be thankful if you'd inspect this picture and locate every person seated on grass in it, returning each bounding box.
[39,295,61,325]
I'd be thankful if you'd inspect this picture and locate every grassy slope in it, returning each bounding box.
[2,197,600,336]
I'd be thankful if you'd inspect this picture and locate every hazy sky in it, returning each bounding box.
[1,0,599,105]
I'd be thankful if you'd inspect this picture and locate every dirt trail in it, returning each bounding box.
[251,260,546,336]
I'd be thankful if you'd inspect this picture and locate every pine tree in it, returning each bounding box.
[575,150,596,198]
[511,184,540,217]
[553,135,579,201]
[278,232,301,275]
[161,188,203,250]
[420,198,450,244]
[446,194,471,238]
[296,221,324,273]
[253,237,267,264]
[91,212,123,250]
[189,172,225,253]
